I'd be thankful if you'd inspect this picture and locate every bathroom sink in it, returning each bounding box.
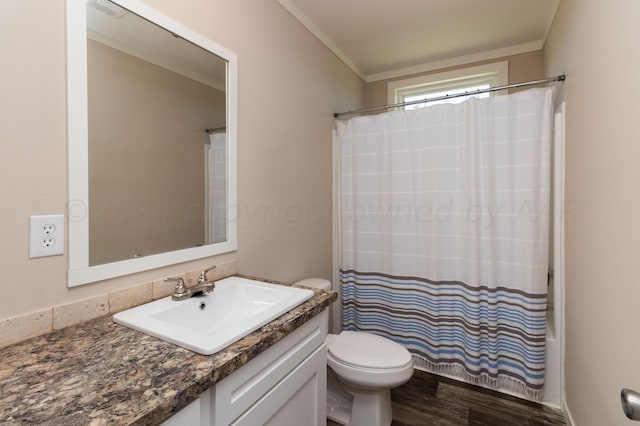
[113,276,314,355]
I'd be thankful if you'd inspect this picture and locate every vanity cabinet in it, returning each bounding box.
[162,310,328,426]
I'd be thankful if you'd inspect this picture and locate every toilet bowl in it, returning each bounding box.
[296,278,414,426]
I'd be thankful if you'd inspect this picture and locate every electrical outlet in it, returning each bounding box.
[43,224,56,235]
[42,238,55,247]
[30,215,65,258]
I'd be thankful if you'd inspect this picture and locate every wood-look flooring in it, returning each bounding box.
[328,369,566,426]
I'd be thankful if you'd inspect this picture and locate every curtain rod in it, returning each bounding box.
[334,74,565,119]
[205,126,226,134]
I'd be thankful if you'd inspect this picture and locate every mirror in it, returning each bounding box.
[67,0,237,286]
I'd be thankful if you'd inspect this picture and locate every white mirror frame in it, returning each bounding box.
[66,0,238,286]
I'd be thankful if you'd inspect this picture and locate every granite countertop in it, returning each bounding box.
[0,278,336,425]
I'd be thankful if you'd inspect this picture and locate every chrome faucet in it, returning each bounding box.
[166,265,216,301]
[197,265,216,286]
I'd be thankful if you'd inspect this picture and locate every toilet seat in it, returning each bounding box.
[328,331,412,369]
[327,331,413,389]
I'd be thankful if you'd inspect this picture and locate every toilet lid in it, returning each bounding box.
[328,331,412,369]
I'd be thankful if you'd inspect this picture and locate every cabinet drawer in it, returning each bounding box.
[212,310,328,426]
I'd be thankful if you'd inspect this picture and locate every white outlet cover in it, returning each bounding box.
[30,215,65,258]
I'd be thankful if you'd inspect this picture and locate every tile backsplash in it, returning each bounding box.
[0,259,238,349]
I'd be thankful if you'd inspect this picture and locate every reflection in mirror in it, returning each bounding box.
[67,0,237,286]
[87,1,228,265]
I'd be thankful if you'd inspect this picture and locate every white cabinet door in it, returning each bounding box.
[265,373,320,426]
[163,310,329,426]
[232,343,327,426]
[212,310,328,426]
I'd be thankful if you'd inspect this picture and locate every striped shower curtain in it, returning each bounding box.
[336,88,554,399]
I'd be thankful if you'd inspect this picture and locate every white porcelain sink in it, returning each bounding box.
[113,276,314,355]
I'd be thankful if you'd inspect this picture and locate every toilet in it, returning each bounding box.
[296,278,414,426]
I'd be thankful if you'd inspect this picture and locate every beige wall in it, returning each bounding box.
[544,0,640,424]
[365,50,544,108]
[0,0,364,320]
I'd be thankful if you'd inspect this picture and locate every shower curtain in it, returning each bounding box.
[336,88,554,398]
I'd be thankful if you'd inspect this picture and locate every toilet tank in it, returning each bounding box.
[295,278,331,291]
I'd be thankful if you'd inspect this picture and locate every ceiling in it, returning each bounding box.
[278,0,561,82]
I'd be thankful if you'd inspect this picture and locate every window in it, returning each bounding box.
[387,62,508,110]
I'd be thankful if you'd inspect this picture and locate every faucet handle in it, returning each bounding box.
[165,277,188,296]
[198,265,216,284]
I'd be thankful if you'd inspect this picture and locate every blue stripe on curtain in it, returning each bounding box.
[341,269,547,390]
